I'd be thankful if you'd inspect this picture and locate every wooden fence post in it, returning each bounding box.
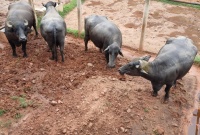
[29,0,38,27]
[77,0,82,36]
[139,0,150,51]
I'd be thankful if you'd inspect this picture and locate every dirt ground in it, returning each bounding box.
[0,0,200,135]
[66,0,200,54]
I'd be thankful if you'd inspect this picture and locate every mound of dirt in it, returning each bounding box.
[0,33,198,135]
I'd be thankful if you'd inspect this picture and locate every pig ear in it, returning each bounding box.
[119,49,124,57]
[104,46,110,52]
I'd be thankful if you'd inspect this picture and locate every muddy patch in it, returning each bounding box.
[124,23,139,29]
[86,1,102,6]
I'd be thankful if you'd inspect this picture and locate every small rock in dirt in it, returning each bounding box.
[106,131,110,134]
[50,100,57,106]
[115,128,119,133]
[111,78,117,81]
[91,76,96,79]
[56,108,59,112]
[153,106,159,110]
[127,108,131,113]
[29,62,33,68]
[172,122,178,127]
[153,126,165,135]
[58,100,63,104]
[40,68,45,71]
[81,72,86,76]
[142,125,148,130]
[140,117,144,121]
[62,129,67,134]
[101,91,106,96]
[32,80,36,84]
[87,63,93,67]
[22,78,26,81]
[88,122,93,128]
[83,122,87,126]
[120,127,126,133]
[137,96,143,100]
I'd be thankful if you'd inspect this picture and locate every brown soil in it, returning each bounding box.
[0,33,199,135]
[0,0,200,135]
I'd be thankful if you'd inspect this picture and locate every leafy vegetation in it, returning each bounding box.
[37,16,42,28]
[157,0,200,10]
[0,109,6,116]
[59,0,85,17]
[144,108,149,113]
[14,113,23,119]
[194,54,200,66]
[11,95,32,108]
[67,28,85,39]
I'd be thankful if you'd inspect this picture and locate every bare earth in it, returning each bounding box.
[0,0,200,135]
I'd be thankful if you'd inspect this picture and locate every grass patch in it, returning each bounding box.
[37,16,42,29]
[144,108,149,113]
[0,109,6,116]
[14,113,23,119]
[67,28,85,39]
[59,0,85,18]
[157,0,200,9]
[194,54,200,66]
[11,95,31,108]
[0,120,12,128]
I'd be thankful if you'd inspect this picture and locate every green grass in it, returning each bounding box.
[59,0,85,18]
[67,28,85,39]
[11,95,31,108]
[0,109,6,116]
[14,113,23,119]
[37,16,42,29]
[157,0,200,9]
[153,130,160,135]
[144,108,149,113]
[194,55,200,66]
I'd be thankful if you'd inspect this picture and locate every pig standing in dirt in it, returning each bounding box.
[84,15,123,68]
[119,36,197,102]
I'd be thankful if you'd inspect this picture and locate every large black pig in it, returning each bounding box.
[119,36,197,102]
[4,1,38,57]
[84,15,123,68]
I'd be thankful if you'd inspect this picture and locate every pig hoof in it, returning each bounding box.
[161,97,169,104]
[23,54,28,58]
[151,92,158,97]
